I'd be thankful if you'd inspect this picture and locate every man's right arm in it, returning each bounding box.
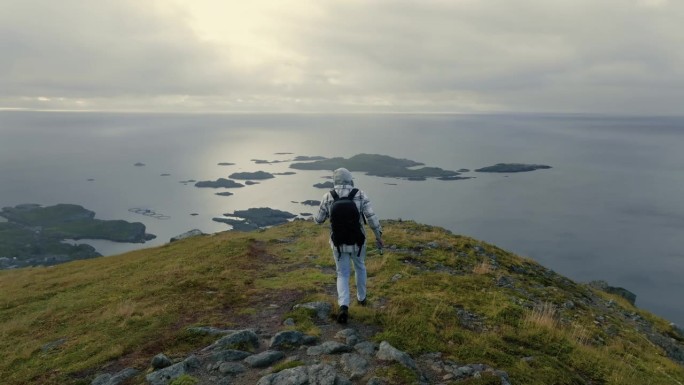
[314,194,330,224]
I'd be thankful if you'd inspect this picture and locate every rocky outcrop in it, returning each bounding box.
[169,229,205,243]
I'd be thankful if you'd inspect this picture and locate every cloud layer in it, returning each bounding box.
[2,0,683,113]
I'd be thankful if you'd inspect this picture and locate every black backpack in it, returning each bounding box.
[330,188,366,256]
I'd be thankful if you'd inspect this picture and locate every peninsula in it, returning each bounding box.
[0,204,155,269]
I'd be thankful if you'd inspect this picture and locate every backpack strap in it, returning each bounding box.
[347,188,359,200]
[330,189,340,201]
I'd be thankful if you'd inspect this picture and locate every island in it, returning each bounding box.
[213,208,296,231]
[313,181,334,189]
[134,162,145,167]
[160,173,171,176]
[245,181,259,185]
[475,163,552,173]
[217,162,235,166]
[229,171,275,180]
[215,192,234,197]
[290,153,462,180]
[251,159,283,164]
[301,200,321,206]
[0,204,155,269]
[293,155,327,161]
[194,178,245,188]
[274,172,296,176]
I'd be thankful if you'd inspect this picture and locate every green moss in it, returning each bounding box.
[169,374,199,385]
[272,360,305,373]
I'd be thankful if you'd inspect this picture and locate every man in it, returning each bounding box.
[314,168,383,324]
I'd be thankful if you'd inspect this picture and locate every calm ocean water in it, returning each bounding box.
[1,111,683,325]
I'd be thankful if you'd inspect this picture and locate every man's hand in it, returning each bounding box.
[375,238,384,252]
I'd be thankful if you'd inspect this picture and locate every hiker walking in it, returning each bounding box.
[314,168,383,324]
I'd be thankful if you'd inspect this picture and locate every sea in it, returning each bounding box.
[1,111,682,326]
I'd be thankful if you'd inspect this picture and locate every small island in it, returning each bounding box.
[213,208,296,231]
[301,200,321,206]
[229,171,275,180]
[475,163,552,173]
[217,162,235,166]
[291,153,462,180]
[0,204,155,269]
[313,181,334,189]
[194,178,245,188]
[215,192,234,197]
[293,155,327,161]
[134,162,145,167]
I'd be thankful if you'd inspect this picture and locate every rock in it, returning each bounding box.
[92,368,139,385]
[354,341,378,357]
[229,171,275,180]
[589,280,637,305]
[244,350,285,368]
[307,341,353,356]
[340,353,369,380]
[376,341,417,371]
[427,241,440,249]
[391,274,402,282]
[41,338,66,353]
[283,318,295,326]
[366,377,385,385]
[219,362,247,375]
[270,330,305,349]
[294,301,332,320]
[151,353,172,369]
[146,355,199,385]
[257,364,339,385]
[302,335,319,345]
[335,329,360,346]
[170,229,205,243]
[207,330,259,351]
[207,350,252,363]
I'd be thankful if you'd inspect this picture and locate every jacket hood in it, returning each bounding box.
[333,168,354,186]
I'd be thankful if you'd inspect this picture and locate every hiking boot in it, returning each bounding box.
[337,305,349,324]
[357,298,367,306]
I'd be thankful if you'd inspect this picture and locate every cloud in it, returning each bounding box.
[0,0,233,98]
[1,0,683,113]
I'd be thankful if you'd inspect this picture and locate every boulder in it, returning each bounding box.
[340,353,369,380]
[244,350,285,368]
[151,353,172,369]
[293,302,332,320]
[92,368,139,385]
[146,355,199,385]
[257,364,340,385]
[307,341,352,356]
[270,330,305,349]
[206,330,259,351]
[376,341,417,371]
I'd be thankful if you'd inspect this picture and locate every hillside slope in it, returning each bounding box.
[0,220,682,385]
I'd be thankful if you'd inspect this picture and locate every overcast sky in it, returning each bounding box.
[1,0,682,114]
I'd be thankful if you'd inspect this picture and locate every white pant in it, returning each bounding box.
[332,245,367,307]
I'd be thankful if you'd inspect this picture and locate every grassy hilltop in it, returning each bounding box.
[1,220,683,384]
